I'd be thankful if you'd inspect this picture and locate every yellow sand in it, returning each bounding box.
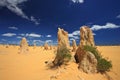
[0,45,120,80]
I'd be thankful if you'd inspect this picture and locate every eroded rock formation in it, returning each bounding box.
[57,28,70,48]
[44,42,49,50]
[80,26,95,47]
[75,26,97,73]
[53,28,70,66]
[19,37,29,53]
[33,42,36,49]
[50,45,52,50]
[72,40,77,52]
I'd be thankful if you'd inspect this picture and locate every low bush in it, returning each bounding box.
[97,58,112,73]
[83,45,112,73]
[53,45,71,66]
[83,45,101,60]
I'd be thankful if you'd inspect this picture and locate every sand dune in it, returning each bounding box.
[0,45,120,80]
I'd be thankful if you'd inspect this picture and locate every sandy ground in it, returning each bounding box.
[0,45,120,80]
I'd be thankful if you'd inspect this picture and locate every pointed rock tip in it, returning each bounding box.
[80,26,90,29]
[58,27,61,30]
[22,37,26,40]
[73,39,75,42]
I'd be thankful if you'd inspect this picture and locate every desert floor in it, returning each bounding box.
[0,45,120,80]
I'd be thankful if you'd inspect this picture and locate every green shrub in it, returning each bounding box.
[53,45,71,66]
[83,45,112,73]
[83,45,101,60]
[97,58,112,73]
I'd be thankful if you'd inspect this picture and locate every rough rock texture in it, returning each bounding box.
[53,28,70,66]
[79,51,97,73]
[57,28,70,48]
[44,42,49,50]
[72,40,77,52]
[33,42,36,49]
[75,26,97,73]
[75,47,97,73]
[19,37,29,53]
[50,45,52,50]
[80,26,95,47]
[5,44,9,48]
[74,47,85,63]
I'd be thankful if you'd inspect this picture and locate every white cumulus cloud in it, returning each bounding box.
[91,23,120,31]
[2,33,16,37]
[8,26,18,30]
[71,0,84,3]
[0,0,39,25]
[46,35,52,37]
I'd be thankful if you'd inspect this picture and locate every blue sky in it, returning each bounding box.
[0,0,120,45]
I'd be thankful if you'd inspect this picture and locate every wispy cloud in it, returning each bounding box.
[45,40,53,43]
[91,23,120,31]
[0,0,28,19]
[30,16,40,25]
[1,39,6,41]
[93,33,96,35]
[16,36,22,39]
[33,39,55,45]
[28,33,41,38]
[68,30,80,37]
[71,0,84,3]
[68,27,96,40]
[68,30,80,40]
[116,14,120,18]
[72,30,80,35]
[46,35,52,37]
[8,26,18,30]
[8,40,20,45]
[33,40,44,44]
[19,33,41,38]
[69,38,74,41]
[19,33,25,36]
[2,33,16,37]
[0,0,40,25]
